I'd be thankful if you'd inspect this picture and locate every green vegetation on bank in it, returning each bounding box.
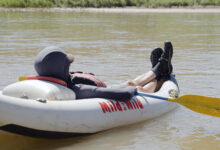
[0,0,219,8]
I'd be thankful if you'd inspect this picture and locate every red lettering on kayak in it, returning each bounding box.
[131,101,137,109]
[137,99,144,109]
[107,101,115,112]
[109,101,117,112]
[121,103,127,111]
[116,102,123,111]
[99,102,111,113]
[134,100,140,109]
[125,101,133,110]
[99,99,144,113]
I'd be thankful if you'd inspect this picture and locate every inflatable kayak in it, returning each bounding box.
[0,75,179,138]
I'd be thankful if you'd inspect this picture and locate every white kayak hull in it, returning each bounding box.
[0,76,179,138]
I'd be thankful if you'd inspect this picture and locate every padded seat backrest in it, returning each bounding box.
[2,80,76,101]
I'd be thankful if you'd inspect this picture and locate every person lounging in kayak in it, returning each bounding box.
[34,41,173,101]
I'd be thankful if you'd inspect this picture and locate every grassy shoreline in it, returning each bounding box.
[0,0,219,8]
[1,7,220,13]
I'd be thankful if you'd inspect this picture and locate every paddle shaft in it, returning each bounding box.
[137,92,168,101]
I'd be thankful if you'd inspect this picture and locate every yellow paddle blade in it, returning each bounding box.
[168,95,220,118]
[19,76,26,81]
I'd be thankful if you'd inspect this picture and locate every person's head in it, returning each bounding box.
[34,46,74,81]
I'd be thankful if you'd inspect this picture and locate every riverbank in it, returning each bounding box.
[0,0,220,8]
[0,7,220,13]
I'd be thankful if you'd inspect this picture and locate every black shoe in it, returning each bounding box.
[150,48,163,68]
[159,41,173,75]
[160,42,173,61]
[152,61,162,78]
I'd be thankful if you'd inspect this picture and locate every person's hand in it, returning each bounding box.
[125,80,136,86]
[67,54,74,63]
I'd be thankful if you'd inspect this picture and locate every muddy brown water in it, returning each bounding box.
[0,11,219,150]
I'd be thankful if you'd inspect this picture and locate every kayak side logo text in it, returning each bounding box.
[99,98,143,113]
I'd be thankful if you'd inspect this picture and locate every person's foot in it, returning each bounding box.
[151,42,174,79]
[159,41,173,75]
[150,48,163,68]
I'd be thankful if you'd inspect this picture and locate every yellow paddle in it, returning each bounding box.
[137,92,220,118]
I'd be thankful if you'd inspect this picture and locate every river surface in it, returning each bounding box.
[0,10,220,150]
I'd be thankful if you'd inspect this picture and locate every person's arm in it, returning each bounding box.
[71,84,137,102]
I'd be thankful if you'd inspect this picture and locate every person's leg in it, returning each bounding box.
[125,47,163,87]
[72,84,136,101]
[125,41,173,93]
[136,79,157,93]
[125,70,156,87]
